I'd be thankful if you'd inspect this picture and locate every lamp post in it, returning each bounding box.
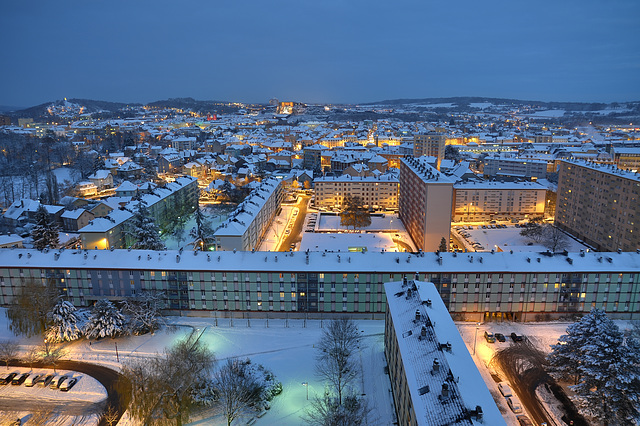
[473,323,480,356]
[302,381,309,400]
[115,342,120,363]
[467,202,473,222]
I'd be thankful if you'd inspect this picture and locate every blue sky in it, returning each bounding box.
[1,0,639,107]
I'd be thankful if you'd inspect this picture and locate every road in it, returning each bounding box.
[493,339,588,426]
[278,194,309,251]
[493,340,551,424]
[5,360,126,426]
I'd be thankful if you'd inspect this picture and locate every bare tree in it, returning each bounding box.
[315,318,361,405]
[303,393,370,426]
[119,333,215,426]
[0,340,19,368]
[213,359,262,426]
[101,404,120,426]
[541,225,570,252]
[6,278,59,337]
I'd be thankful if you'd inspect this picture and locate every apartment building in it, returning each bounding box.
[384,279,504,426]
[482,156,547,179]
[413,133,446,168]
[555,160,640,252]
[1,249,638,320]
[314,174,399,210]
[213,178,283,251]
[79,176,198,249]
[452,181,546,222]
[399,157,454,252]
[612,147,640,171]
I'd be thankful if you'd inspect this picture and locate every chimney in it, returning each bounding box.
[432,359,440,373]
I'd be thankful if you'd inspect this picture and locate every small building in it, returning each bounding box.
[61,209,95,232]
[0,234,23,248]
[88,170,114,190]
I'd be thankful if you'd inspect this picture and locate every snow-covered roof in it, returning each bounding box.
[385,280,505,425]
[563,159,640,183]
[88,170,111,180]
[116,181,138,192]
[61,209,89,220]
[0,249,638,274]
[78,209,133,233]
[402,157,455,184]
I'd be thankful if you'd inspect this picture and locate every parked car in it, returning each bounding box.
[40,374,55,387]
[511,332,524,342]
[517,415,534,426]
[24,374,42,387]
[11,373,29,385]
[484,331,496,343]
[498,382,513,397]
[0,372,18,385]
[507,396,523,414]
[50,375,68,389]
[494,333,506,342]
[60,377,78,392]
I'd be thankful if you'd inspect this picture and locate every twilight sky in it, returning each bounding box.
[1,0,639,107]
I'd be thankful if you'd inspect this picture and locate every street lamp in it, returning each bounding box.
[302,381,309,400]
[473,323,480,356]
[467,202,473,221]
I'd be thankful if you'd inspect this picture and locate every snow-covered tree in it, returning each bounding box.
[31,205,59,250]
[127,201,166,251]
[547,309,640,425]
[122,291,166,335]
[85,299,126,339]
[46,300,81,342]
[190,201,215,251]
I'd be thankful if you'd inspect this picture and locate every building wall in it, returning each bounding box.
[483,157,547,179]
[555,160,640,252]
[413,133,446,168]
[399,158,453,252]
[452,184,546,222]
[1,250,639,320]
[314,176,399,209]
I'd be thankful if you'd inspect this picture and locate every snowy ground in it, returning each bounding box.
[453,225,589,253]
[0,310,394,426]
[258,203,298,251]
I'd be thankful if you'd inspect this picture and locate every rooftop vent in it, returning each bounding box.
[432,359,440,374]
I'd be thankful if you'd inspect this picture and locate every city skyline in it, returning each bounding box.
[2,0,640,108]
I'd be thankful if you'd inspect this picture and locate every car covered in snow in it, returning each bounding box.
[497,382,512,397]
[60,377,78,392]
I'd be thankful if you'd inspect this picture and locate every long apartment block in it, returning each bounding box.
[1,248,639,321]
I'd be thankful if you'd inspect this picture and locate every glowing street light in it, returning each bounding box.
[473,322,480,356]
[302,381,309,400]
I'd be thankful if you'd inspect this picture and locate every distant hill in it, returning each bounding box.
[0,105,25,113]
[366,96,640,112]
[7,98,140,119]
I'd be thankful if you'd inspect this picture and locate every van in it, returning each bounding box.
[484,331,496,343]
[507,396,523,414]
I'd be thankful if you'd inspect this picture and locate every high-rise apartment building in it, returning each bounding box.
[399,157,454,252]
[413,133,446,168]
[555,160,640,252]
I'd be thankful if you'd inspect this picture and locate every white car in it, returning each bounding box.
[497,382,512,397]
[507,396,523,414]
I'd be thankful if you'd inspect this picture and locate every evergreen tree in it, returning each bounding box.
[85,299,126,339]
[438,237,448,253]
[128,201,166,250]
[190,198,215,251]
[547,309,640,425]
[46,300,81,342]
[31,205,59,250]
